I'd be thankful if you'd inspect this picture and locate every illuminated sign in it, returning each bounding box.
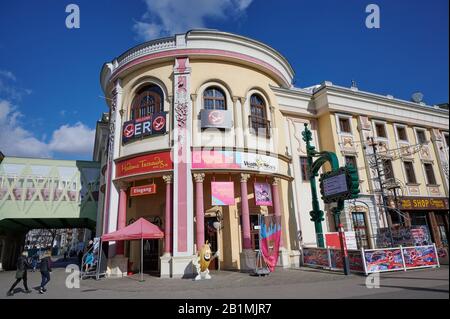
[116,152,173,178]
[122,112,167,144]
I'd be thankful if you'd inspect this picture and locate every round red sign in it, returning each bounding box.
[123,123,135,138]
[153,115,166,131]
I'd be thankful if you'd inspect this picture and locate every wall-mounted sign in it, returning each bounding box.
[192,150,279,173]
[122,112,167,144]
[319,167,359,204]
[211,182,235,206]
[130,184,157,197]
[116,151,173,178]
[254,182,273,206]
[200,109,232,129]
[398,197,449,211]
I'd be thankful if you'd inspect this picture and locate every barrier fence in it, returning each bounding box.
[302,244,440,275]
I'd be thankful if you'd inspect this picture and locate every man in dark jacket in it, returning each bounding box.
[39,251,52,294]
[7,251,32,296]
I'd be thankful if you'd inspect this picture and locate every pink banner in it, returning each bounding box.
[259,215,282,272]
[254,182,273,206]
[211,182,235,206]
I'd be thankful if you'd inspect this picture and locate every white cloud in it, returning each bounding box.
[0,99,95,158]
[0,99,51,158]
[133,0,254,41]
[48,122,95,155]
[0,70,16,81]
[0,70,32,101]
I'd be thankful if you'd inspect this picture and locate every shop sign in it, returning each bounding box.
[398,197,449,210]
[192,150,278,173]
[254,182,273,206]
[200,109,232,129]
[116,152,173,178]
[130,184,157,197]
[211,182,235,206]
[122,112,167,144]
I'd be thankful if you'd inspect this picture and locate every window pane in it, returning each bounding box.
[404,162,417,184]
[300,157,309,181]
[417,130,427,144]
[376,123,387,138]
[383,159,395,180]
[397,127,408,141]
[444,134,449,148]
[339,118,351,133]
[424,163,437,185]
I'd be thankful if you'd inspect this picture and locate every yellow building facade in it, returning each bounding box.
[97,30,449,278]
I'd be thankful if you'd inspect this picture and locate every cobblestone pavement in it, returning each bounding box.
[0,265,448,299]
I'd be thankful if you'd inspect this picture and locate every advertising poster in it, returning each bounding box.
[254,182,273,206]
[211,182,235,206]
[259,215,282,272]
[302,248,330,268]
[402,246,438,269]
[411,226,432,246]
[364,249,404,273]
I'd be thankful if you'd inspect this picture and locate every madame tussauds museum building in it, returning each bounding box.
[99,29,308,278]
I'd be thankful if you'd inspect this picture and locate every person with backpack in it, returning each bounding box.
[38,251,52,294]
[6,251,32,296]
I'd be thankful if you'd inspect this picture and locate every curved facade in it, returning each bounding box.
[100,30,300,277]
[99,30,449,278]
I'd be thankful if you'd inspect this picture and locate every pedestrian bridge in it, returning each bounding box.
[0,157,100,232]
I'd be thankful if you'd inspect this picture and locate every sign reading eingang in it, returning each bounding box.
[122,112,167,144]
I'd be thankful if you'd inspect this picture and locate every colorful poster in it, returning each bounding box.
[259,215,282,272]
[211,182,235,206]
[330,249,364,272]
[254,182,273,206]
[411,226,432,246]
[302,248,329,268]
[402,246,438,269]
[364,249,404,273]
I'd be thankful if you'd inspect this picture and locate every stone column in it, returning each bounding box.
[194,173,206,252]
[116,184,128,255]
[163,175,173,255]
[240,174,251,249]
[161,175,173,278]
[239,173,256,271]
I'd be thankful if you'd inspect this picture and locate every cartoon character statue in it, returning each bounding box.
[193,241,219,281]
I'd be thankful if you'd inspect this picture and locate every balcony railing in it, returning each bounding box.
[248,115,271,139]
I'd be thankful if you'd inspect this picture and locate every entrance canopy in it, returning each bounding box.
[101,218,164,241]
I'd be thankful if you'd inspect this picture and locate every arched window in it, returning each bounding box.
[131,85,163,120]
[203,87,226,110]
[249,94,270,137]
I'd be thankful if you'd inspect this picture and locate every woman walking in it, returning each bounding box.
[39,251,52,294]
[6,251,32,296]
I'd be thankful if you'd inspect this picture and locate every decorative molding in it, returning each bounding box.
[240,173,251,182]
[162,175,173,184]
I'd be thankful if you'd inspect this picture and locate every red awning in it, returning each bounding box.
[101,217,164,241]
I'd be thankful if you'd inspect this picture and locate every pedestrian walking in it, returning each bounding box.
[38,251,52,294]
[6,251,32,296]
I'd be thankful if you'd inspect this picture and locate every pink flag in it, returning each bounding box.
[259,215,282,272]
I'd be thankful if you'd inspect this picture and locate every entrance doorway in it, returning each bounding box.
[352,212,369,249]
[143,239,159,275]
[205,217,218,270]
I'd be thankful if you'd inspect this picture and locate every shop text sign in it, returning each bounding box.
[130,184,157,197]
[116,152,173,178]
[398,197,449,210]
[122,112,167,144]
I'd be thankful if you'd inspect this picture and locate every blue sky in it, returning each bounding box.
[0,0,448,160]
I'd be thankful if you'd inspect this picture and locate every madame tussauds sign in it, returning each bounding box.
[116,152,173,178]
